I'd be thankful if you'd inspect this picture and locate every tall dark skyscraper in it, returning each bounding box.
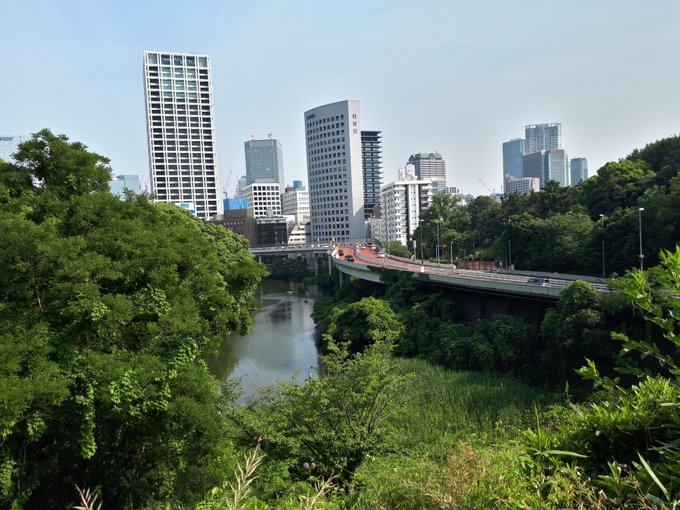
[502,138,524,191]
[361,130,382,219]
[244,138,285,192]
[570,158,588,185]
[522,149,569,187]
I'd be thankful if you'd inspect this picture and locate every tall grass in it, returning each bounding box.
[352,358,557,509]
[386,358,554,452]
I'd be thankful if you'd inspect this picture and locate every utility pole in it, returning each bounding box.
[638,207,645,269]
[599,214,606,278]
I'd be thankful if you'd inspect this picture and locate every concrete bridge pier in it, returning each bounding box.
[457,289,552,329]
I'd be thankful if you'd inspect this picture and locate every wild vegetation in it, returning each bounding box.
[1,130,678,508]
[0,130,267,508]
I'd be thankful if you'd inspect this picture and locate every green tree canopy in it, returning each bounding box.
[387,240,412,258]
[540,280,613,385]
[501,211,596,273]
[13,129,113,198]
[326,297,404,353]
[0,132,266,508]
[237,338,412,484]
[578,160,654,218]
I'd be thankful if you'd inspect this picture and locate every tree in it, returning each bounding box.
[578,160,653,218]
[500,211,596,273]
[238,338,412,484]
[540,280,613,385]
[326,297,404,353]
[387,240,412,258]
[417,194,471,259]
[0,133,266,508]
[627,134,680,188]
[268,256,309,280]
[13,129,112,198]
[0,159,33,202]
[467,195,502,250]
[525,247,680,506]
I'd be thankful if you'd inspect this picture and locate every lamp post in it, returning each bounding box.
[419,220,424,265]
[638,207,645,269]
[412,224,417,258]
[599,214,606,278]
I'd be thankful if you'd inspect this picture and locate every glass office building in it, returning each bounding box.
[244,138,285,192]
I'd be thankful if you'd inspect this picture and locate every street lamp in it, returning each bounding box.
[436,218,442,262]
[419,219,424,265]
[599,214,606,278]
[638,207,645,269]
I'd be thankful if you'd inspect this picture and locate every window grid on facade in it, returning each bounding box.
[144,51,220,219]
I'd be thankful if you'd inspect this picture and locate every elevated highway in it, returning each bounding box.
[249,243,610,301]
[250,243,611,324]
[332,245,611,302]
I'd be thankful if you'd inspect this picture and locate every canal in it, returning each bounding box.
[205,279,320,401]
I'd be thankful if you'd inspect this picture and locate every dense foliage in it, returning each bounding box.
[0,130,266,508]
[235,337,412,496]
[410,135,680,275]
[515,246,680,507]
[268,255,311,281]
[314,270,638,390]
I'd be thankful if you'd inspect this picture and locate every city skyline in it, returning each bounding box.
[2,1,679,196]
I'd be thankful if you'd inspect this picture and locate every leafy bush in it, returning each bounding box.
[235,338,413,493]
[518,246,680,507]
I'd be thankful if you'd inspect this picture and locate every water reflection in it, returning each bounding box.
[205,279,320,401]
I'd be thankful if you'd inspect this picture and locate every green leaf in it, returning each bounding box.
[540,449,588,458]
[638,452,669,500]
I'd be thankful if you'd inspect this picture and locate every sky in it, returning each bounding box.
[2,0,680,196]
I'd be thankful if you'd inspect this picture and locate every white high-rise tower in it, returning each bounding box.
[143,51,220,219]
[304,100,365,242]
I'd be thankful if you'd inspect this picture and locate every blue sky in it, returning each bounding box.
[2,0,679,195]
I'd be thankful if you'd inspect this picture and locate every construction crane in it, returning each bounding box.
[478,178,495,195]
[223,170,233,197]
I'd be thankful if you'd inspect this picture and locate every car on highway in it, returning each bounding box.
[527,278,549,286]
